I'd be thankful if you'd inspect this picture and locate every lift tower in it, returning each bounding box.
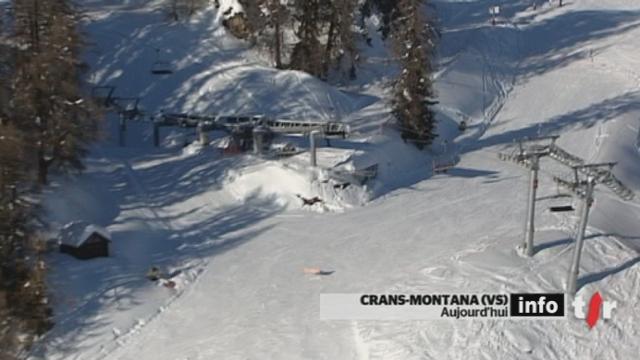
[499,136,558,256]
[500,136,635,295]
[552,162,634,295]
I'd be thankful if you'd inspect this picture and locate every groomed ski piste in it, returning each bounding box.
[29,0,640,359]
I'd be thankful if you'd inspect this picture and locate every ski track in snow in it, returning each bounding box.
[91,154,209,359]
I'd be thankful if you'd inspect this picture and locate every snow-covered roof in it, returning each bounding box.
[59,221,111,247]
[219,0,243,18]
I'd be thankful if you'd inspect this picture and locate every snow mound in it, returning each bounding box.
[179,67,372,122]
[223,160,369,211]
[224,162,316,208]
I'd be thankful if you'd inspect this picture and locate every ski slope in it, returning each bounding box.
[31,0,640,359]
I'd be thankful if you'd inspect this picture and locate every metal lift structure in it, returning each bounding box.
[499,136,635,295]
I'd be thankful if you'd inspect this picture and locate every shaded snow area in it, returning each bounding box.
[30,0,640,359]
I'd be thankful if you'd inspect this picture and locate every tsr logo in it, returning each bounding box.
[572,291,617,329]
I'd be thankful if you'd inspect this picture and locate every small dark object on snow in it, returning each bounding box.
[317,270,335,276]
[151,64,172,75]
[550,205,574,212]
[458,120,468,132]
[151,49,173,75]
[297,195,323,206]
[333,183,350,190]
[147,266,162,281]
[432,159,455,174]
[303,267,335,276]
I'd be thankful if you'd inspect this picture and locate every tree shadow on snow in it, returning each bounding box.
[34,188,282,359]
[532,233,601,255]
[517,9,640,79]
[436,0,640,79]
[439,167,500,179]
[461,91,640,153]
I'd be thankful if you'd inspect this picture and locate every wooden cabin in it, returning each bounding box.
[59,223,111,260]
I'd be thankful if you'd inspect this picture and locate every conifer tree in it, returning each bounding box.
[361,0,398,39]
[267,0,285,68]
[391,0,438,147]
[290,0,323,77]
[240,0,287,68]
[11,0,99,185]
[322,0,358,80]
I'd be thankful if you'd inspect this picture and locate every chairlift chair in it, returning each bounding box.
[112,97,142,120]
[151,49,173,75]
[548,169,581,213]
[549,205,574,212]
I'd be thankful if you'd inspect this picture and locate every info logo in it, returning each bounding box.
[509,293,565,317]
[572,291,617,329]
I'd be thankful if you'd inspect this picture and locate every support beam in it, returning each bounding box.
[153,123,160,147]
[309,130,320,167]
[198,122,208,146]
[498,136,558,255]
[253,126,268,155]
[118,113,126,147]
[501,138,635,294]
[566,177,595,296]
[523,155,540,256]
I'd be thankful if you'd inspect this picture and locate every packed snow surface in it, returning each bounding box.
[31,0,640,359]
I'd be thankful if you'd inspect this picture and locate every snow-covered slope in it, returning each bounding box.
[84,1,374,122]
[30,0,640,359]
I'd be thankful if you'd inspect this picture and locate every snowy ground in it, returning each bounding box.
[29,0,640,359]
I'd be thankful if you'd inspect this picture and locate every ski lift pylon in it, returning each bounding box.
[151,48,173,75]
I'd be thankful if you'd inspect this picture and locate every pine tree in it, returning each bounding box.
[322,0,358,80]
[1,5,38,356]
[0,1,94,353]
[0,125,28,201]
[267,0,285,69]
[240,0,286,68]
[10,0,99,185]
[290,0,323,77]
[0,7,12,125]
[362,0,398,39]
[1,4,30,200]
[287,0,358,79]
[230,1,358,80]
[391,0,438,148]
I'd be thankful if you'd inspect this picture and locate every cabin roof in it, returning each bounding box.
[59,221,111,247]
